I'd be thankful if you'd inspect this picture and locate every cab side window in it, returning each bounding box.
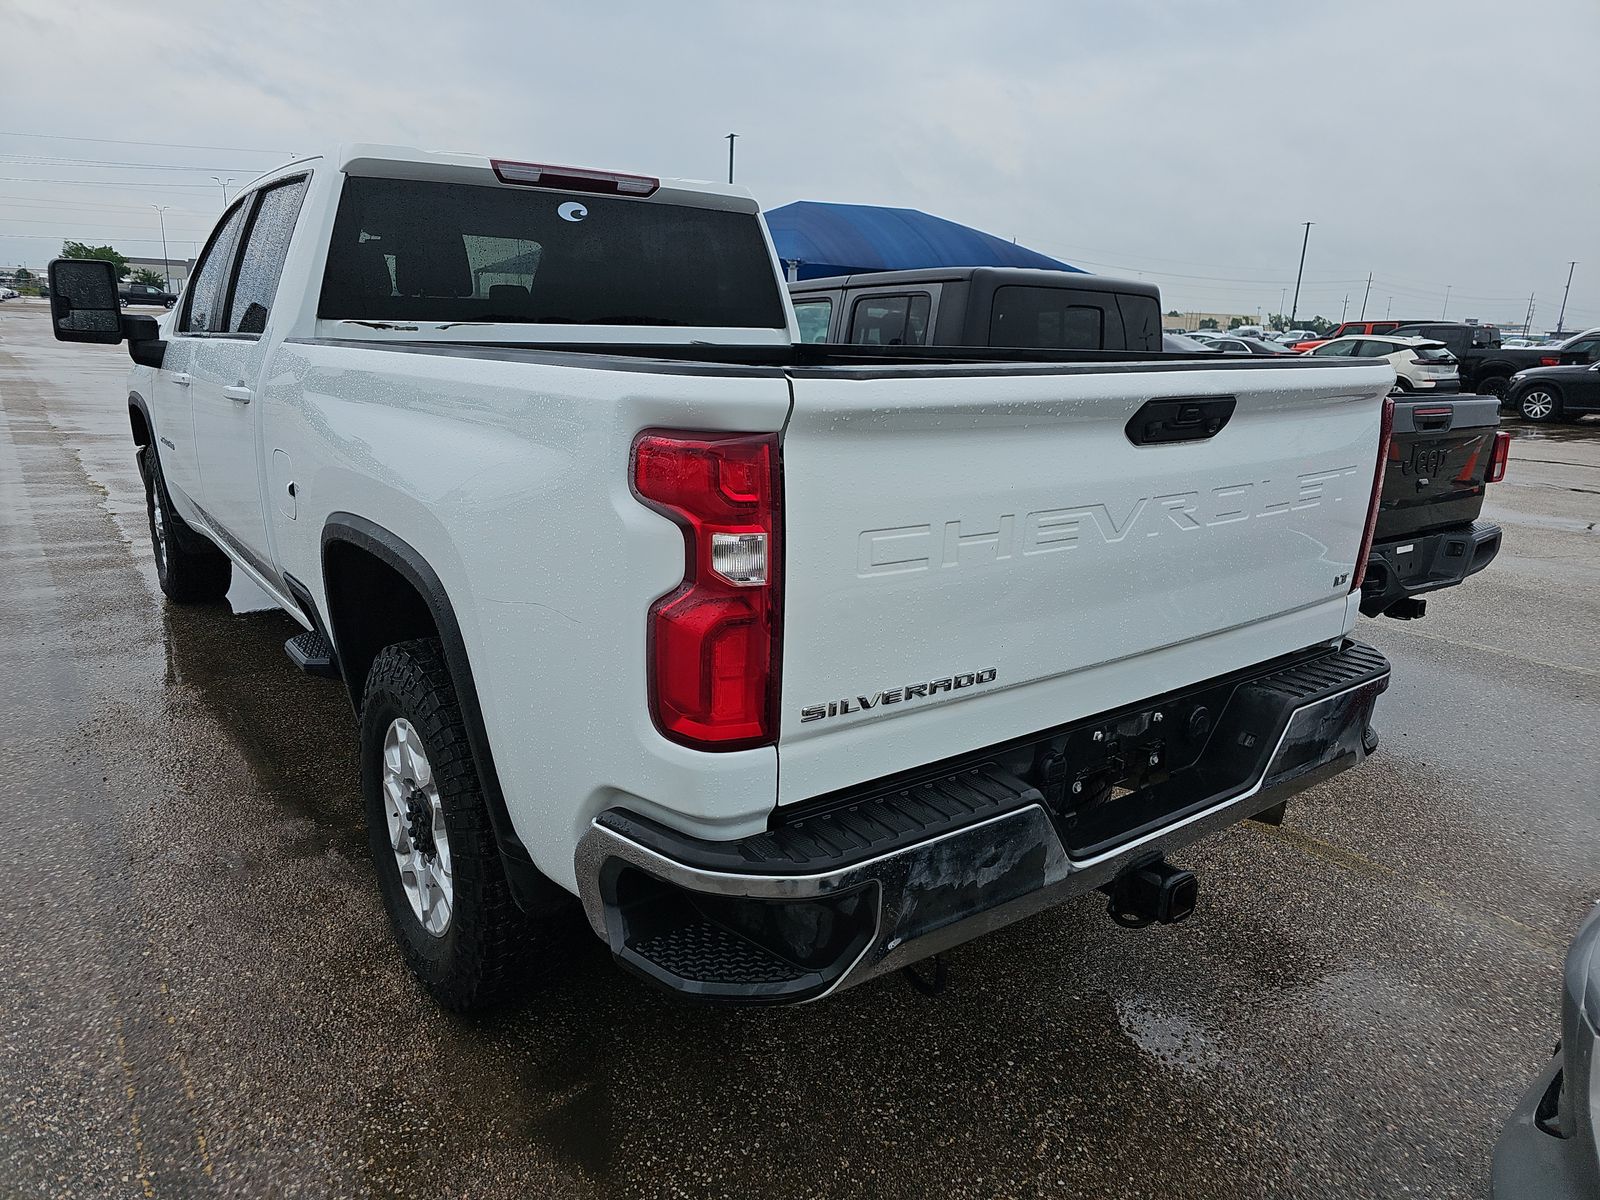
[180,202,251,334]
[227,177,310,334]
[792,297,833,344]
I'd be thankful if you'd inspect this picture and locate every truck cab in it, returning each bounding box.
[789,266,1162,351]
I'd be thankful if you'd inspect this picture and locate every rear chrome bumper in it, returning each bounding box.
[576,641,1390,1005]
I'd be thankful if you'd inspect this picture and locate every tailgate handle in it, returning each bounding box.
[1412,406,1453,431]
[1126,397,1236,446]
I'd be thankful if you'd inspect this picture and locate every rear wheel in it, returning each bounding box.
[360,638,539,1010]
[1477,374,1511,402]
[138,445,232,602]
[1518,386,1563,423]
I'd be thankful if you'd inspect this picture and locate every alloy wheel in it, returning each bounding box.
[380,717,454,936]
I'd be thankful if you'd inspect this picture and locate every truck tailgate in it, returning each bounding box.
[1379,396,1500,541]
[776,359,1392,803]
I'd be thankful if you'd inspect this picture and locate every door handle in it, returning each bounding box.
[223,385,253,404]
[171,372,191,387]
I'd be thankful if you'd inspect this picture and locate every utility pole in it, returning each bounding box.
[1359,272,1373,320]
[1341,294,1349,321]
[212,176,235,205]
[1289,222,1313,325]
[1556,260,1578,333]
[1279,288,1286,321]
[724,133,739,185]
[1522,293,1536,335]
[1386,297,1393,318]
[151,205,172,290]
[1442,285,1451,319]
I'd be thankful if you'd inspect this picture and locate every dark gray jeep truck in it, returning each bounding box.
[790,267,1509,619]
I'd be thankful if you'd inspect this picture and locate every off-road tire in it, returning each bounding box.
[360,638,536,1011]
[138,444,232,603]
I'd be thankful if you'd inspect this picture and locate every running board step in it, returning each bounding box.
[284,630,339,678]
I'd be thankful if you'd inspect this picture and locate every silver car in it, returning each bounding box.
[1493,906,1600,1197]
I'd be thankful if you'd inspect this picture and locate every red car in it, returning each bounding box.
[1292,319,1418,353]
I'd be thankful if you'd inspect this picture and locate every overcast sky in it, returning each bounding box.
[5,0,1597,329]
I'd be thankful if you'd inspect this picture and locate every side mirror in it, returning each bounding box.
[49,258,123,344]
[123,314,167,368]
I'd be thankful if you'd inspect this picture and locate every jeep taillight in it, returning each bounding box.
[1351,396,1395,594]
[1487,429,1512,483]
[632,431,781,750]
[1539,355,1559,367]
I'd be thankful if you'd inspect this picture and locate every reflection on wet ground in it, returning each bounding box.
[3,302,1599,1197]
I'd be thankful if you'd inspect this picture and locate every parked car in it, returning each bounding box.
[118,281,178,309]
[0,285,19,301]
[1491,905,1600,1199]
[1186,329,1226,342]
[48,143,1395,1010]
[1307,335,1459,392]
[1506,360,1600,422]
[1202,335,1296,355]
[1163,332,1221,352]
[1390,321,1501,358]
[788,266,1162,350]
[1292,319,1421,353]
[1275,328,1317,343]
[1458,327,1600,400]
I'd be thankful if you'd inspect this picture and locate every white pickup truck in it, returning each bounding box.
[49,144,1395,1008]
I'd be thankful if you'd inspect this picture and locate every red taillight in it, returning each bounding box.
[1487,429,1512,483]
[491,158,659,196]
[1351,396,1396,594]
[1540,355,1560,366]
[632,431,781,750]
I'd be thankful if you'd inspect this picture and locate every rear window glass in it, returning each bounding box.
[1115,293,1161,351]
[318,176,787,328]
[1414,344,1455,362]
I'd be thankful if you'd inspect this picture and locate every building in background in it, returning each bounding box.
[1162,310,1267,332]
[124,256,195,287]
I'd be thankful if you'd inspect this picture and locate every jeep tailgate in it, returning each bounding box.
[775,359,1393,803]
[1379,396,1501,541]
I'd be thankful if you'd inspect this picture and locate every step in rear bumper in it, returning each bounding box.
[575,641,1390,1005]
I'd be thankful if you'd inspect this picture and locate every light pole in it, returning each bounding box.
[724,133,738,185]
[1556,261,1578,333]
[1442,284,1451,319]
[151,205,172,290]
[1289,221,1313,325]
[212,176,235,205]
[1359,272,1372,320]
[1279,288,1286,321]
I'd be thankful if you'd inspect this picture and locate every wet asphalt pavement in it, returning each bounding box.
[1,299,1597,1199]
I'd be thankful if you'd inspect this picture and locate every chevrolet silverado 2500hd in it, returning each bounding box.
[792,271,1508,623]
[49,145,1395,1008]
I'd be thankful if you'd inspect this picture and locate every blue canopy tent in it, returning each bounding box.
[763,201,1081,281]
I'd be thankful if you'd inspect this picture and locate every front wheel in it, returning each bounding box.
[360,639,539,1010]
[1518,386,1563,423]
[139,445,231,602]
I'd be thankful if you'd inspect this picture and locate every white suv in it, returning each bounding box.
[1306,334,1459,392]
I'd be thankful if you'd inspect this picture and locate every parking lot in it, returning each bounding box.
[2,296,1597,1198]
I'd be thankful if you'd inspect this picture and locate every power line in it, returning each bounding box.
[0,130,291,155]
[0,177,223,189]
[0,154,270,173]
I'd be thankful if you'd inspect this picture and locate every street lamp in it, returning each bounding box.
[151,205,172,291]
[1442,284,1451,319]
[212,176,235,205]
[724,133,739,185]
[1289,221,1313,325]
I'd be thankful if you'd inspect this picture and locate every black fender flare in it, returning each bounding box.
[128,389,154,446]
[319,513,545,903]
